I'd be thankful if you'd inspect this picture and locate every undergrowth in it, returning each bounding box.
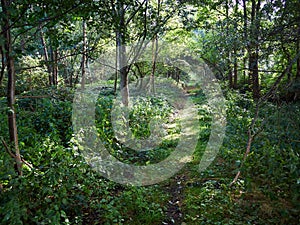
[0,87,299,224]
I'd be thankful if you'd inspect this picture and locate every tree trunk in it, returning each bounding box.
[225,0,233,89]
[296,27,300,80]
[227,65,233,89]
[0,46,5,85]
[81,20,87,90]
[249,0,261,99]
[249,52,259,98]
[50,46,58,86]
[39,24,52,86]
[150,32,158,93]
[228,65,233,88]
[119,44,129,106]
[1,0,22,176]
[117,1,129,106]
[233,0,238,89]
[114,31,118,94]
[242,0,248,85]
[150,0,160,94]
[233,54,238,89]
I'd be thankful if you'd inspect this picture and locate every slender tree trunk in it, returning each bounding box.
[225,0,233,89]
[119,43,128,106]
[150,0,160,94]
[1,0,22,176]
[228,62,233,88]
[70,65,73,87]
[243,56,247,84]
[20,35,25,53]
[150,34,158,93]
[114,31,118,94]
[242,0,248,85]
[249,52,259,98]
[297,54,300,80]
[81,20,87,90]
[233,52,238,88]
[0,46,5,85]
[50,46,58,86]
[296,26,300,80]
[249,0,261,99]
[233,0,238,89]
[228,72,233,88]
[39,24,52,86]
[117,1,129,106]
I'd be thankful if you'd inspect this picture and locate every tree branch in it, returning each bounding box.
[1,137,16,159]
[1,137,33,170]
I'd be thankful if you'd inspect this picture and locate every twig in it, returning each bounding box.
[1,137,16,159]
[229,102,263,187]
[16,95,50,99]
[1,137,33,170]
[229,114,256,186]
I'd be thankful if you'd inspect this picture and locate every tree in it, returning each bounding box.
[1,0,22,176]
[247,0,261,99]
[115,0,129,106]
[81,20,87,89]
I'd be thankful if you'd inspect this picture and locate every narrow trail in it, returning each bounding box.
[162,172,189,224]
[162,89,198,224]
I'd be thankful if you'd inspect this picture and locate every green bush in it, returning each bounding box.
[95,93,179,165]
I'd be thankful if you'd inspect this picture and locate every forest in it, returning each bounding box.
[0,0,299,224]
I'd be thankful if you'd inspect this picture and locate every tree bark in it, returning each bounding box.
[248,0,261,99]
[117,1,129,106]
[296,24,300,80]
[228,64,233,88]
[150,0,160,94]
[233,49,238,89]
[114,31,118,94]
[1,0,22,176]
[150,37,158,93]
[0,46,5,85]
[225,0,233,89]
[39,24,52,86]
[249,51,259,98]
[81,20,87,90]
[233,0,238,89]
[242,0,248,85]
[50,46,58,86]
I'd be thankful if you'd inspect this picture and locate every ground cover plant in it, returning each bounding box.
[1,86,299,224]
[1,0,300,224]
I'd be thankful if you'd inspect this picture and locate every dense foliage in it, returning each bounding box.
[1,0,299,224]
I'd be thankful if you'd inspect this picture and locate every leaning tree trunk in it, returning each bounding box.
[1,0,22,176]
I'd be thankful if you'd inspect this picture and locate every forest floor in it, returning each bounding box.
[0,86,299,224]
